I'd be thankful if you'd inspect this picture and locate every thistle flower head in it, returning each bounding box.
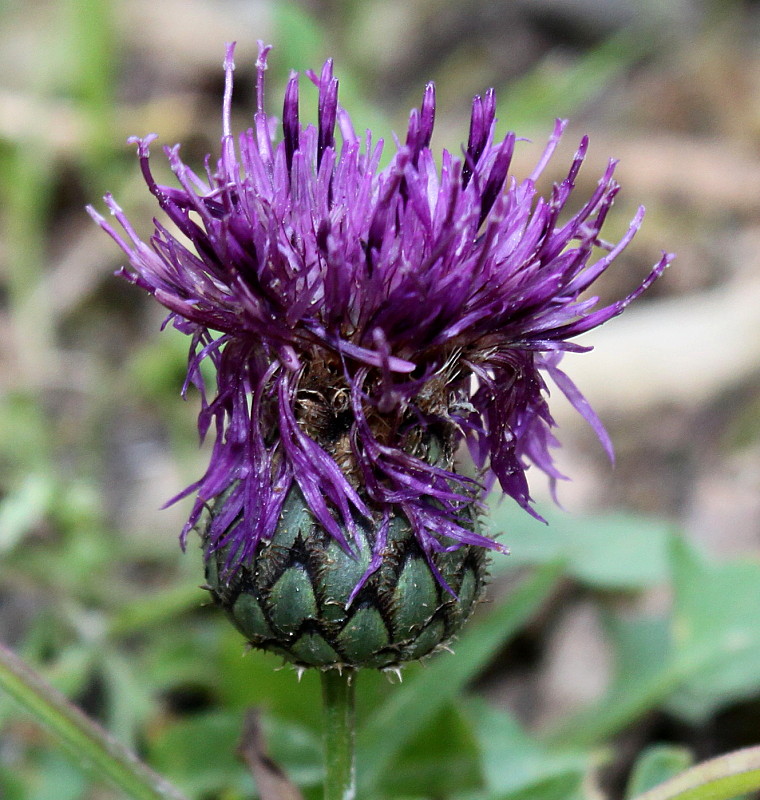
[89,43,671,667]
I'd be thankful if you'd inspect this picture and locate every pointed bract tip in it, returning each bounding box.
[383,667,403,683]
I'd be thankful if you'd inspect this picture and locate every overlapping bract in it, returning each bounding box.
[89,42,671,590]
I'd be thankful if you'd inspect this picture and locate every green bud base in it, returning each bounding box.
[201,485,486,669]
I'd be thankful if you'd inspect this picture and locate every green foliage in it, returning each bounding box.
[464,698,587,800]
[9,511,760,799]
[625,746,694,798]
[667,538,760,720]
[487,500,672,590]
[626,746,760,800]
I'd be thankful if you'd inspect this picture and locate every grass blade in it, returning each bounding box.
[0,642,188,800]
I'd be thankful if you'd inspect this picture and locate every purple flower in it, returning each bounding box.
[88,42,671,593]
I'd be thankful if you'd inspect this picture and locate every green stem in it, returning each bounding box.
[321,669,356,800]
[0,642,188,800]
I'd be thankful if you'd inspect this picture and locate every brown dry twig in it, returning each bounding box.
[237,709,304,800]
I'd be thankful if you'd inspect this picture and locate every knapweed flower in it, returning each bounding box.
[89,42,671,670]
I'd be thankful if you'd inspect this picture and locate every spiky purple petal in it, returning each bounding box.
[88,42,673,584]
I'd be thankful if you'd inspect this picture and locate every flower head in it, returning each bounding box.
[89,43,670,664]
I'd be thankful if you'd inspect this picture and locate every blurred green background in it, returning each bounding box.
[1,0,760,798]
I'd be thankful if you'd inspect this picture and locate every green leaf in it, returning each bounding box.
[147,710,250,796]
[489,773,584,800]
[138,623,222,693]
[607,613,672,692]
[148,709,322,797]
[626,746,694,798]
[100,650,155,748]
[261,714,324,788]
[629,745,760,800]
[488,500,671,589]
[463,698,587,798]
[0,473,55,553]
[666,537,760,721]
[357,562,563,791]
[377,704,483,797]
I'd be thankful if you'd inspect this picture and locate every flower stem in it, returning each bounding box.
[321,669,356,800]
[0,642,188,800]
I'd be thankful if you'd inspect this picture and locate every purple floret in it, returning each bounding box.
[88,41,672,588]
